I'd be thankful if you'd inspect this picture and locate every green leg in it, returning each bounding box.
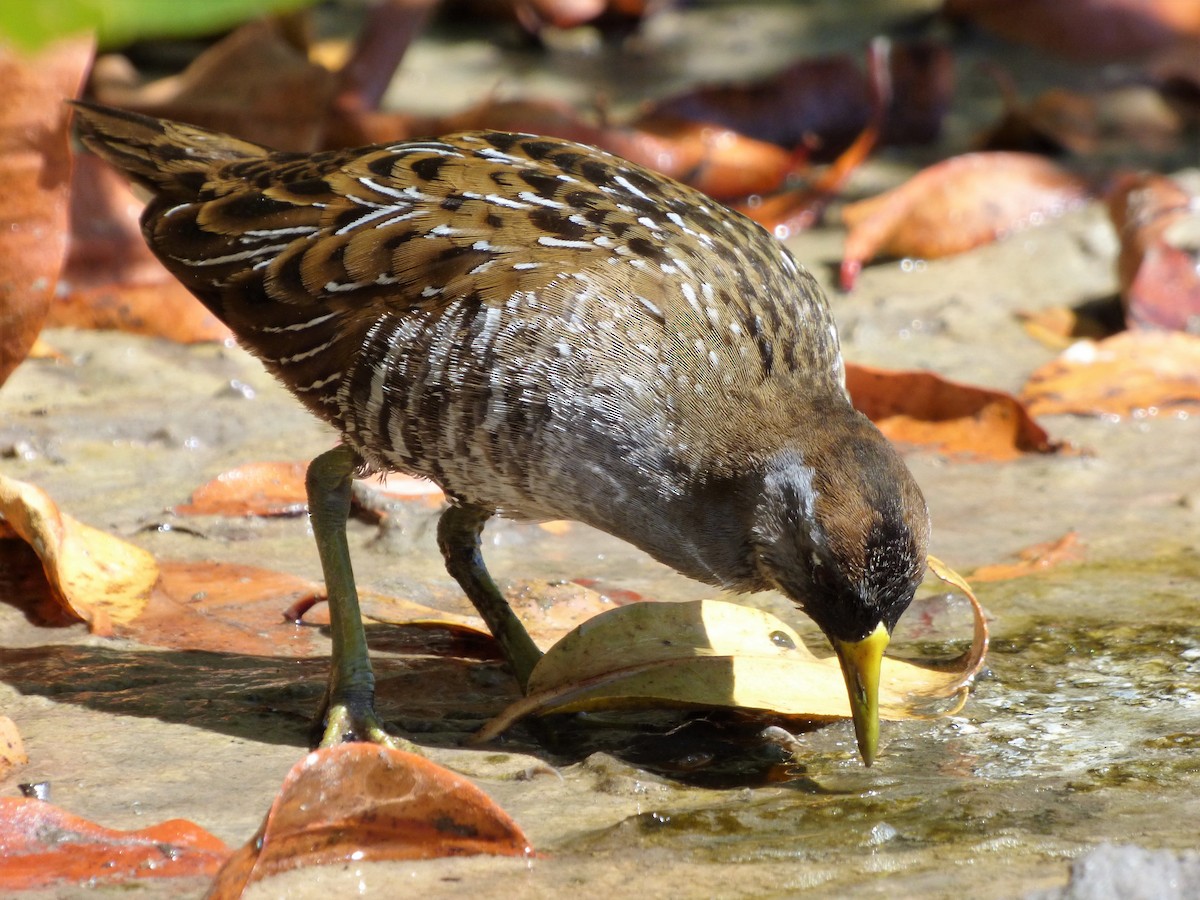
[306,445,409,749]
[437,503,543,691]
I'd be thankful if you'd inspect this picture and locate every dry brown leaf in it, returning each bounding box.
[476,558,988,743]
[0,798,228,891]
[209,744,530,897]
[1107,171,1200,332]
[846,363,1059,460]
[840,152,1090,289]
[646,40,952,159]
[1021,330,1200,418]
[93,20,336,151]
[969,532,1085,582]
[0,474,158,634]
[0,37,93,389]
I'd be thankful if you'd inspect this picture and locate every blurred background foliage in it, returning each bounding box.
[0,0,317,50]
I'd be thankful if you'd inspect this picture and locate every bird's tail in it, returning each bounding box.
[70,100,271,200]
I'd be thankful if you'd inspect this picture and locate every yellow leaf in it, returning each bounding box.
[475,558,988,743]
[0,475,158,633]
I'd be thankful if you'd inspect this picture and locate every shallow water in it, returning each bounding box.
[2,2,1200,897]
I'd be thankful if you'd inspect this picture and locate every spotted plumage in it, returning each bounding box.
[73,101,930,764]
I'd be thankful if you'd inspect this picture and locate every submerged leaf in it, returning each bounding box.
[208,745,530,897]
[476,560,988,743]
[969,532,1084,582]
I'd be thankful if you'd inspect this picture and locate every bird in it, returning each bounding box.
[71,100,930,766]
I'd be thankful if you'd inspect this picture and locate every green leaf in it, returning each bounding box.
[0,0,316,52]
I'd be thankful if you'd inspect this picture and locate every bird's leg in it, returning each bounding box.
[306,445,410,749]
[437,503,543,691]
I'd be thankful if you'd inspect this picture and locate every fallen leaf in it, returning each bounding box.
[174,461,310,517]
[614,114,798,199]
[127,561,325,657]
[49,153,229,342]
[175,461,445,518]
[1016,305,1116,349]
[475,558,988,743]
[1021,330,1200,418]
[1107,171,1200,332]
[0,36,92,389]
[0,474,158,634]
[0,717,27,778]
[0,798,228,890]
[968,532,1085,582]
[93,20,336,151]
[431,98,796,200]
[839,152,1090,289]
[208,744,531,897]
[845,364,1059,460]
[944,0,1200,62]
[647,39,952,159]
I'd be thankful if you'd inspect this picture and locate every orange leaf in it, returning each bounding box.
[840,152,1089,289]
[208,745,531,896]
[969,532,1085,582]
[614,115,796,199]
[845,364,1059,460]
[125,560,325,657]
[1021,330,1200,418]
[0,798,228,890]
[174,461,310,517]
[174,462,445,518]
[1107,171,1200,332]
[0,37,93,388]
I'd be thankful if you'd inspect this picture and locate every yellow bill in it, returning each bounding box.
[833,622,890,766]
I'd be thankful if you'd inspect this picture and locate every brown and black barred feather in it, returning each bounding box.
[71,100,927,644]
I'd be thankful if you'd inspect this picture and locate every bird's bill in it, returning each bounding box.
[832,622,890,766]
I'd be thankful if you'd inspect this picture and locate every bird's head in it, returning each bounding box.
[752,409,930,765]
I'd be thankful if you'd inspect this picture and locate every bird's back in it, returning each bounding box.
[73,103,847,535]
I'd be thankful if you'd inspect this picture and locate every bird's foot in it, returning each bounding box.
[314,693,417,753]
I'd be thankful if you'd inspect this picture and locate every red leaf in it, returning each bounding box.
[0,798,228,890]
[1107,171,1200,332]
[944,0,1200,62]
[0,37,92,388]
[208,745,531,896]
